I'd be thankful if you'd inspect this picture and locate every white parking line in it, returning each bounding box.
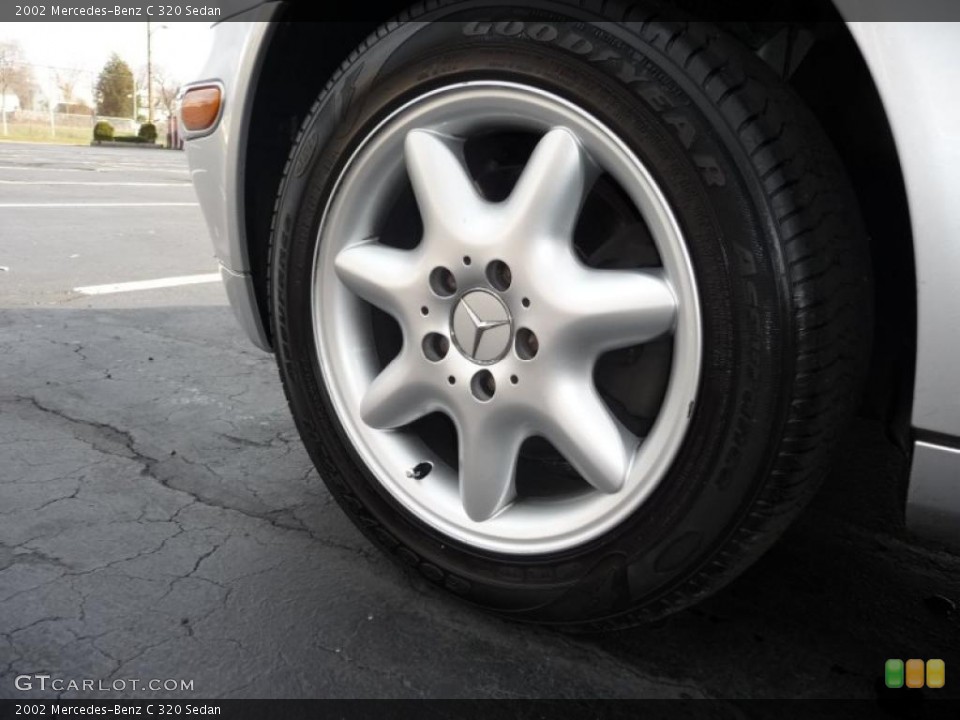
[75,273,220,295]
[0,165,189,175]
[0,180,191,187]
[0,202,199,208]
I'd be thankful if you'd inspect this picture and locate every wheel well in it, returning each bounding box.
[243,4,915,443]
[243,17,388,350]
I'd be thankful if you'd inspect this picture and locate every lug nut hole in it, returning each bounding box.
[429,267,457,297]
[462,255,472,266]
[515,328,539,360]
[486,260,512,292]
[447,376,456,385]
[422,333,449,362]
[521,297,531,308]
[471,370,496,402]
[420,306,429,316]
[510,375,519,385]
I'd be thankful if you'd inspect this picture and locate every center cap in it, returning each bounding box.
[450,290,513,364]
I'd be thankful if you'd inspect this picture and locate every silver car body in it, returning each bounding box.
[183,8,960,546]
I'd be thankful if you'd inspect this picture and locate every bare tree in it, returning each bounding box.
[0,40,30,135]
[141,64,179,121]
[54,67,83,108]
[153,66,180,119]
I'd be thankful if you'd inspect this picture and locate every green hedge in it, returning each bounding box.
[138,123,158,143]
[93,121,114,141]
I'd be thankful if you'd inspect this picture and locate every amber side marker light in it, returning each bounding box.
[181,86,222,133]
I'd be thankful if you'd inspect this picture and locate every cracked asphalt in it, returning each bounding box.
[1,142,959,701]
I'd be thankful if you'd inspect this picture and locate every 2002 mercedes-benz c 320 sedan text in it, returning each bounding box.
[180,2,960,629]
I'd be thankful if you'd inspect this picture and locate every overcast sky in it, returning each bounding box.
[4,22,214,104]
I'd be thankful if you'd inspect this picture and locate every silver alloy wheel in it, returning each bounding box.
[313,82,702,554]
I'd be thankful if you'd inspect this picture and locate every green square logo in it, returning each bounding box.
[886,659,905,688]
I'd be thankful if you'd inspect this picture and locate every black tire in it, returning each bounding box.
[269,4,871,629]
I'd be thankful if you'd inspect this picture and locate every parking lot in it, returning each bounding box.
[1,142,959,701]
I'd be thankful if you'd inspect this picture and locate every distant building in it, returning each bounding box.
[55,102,93,116]
[1,93,20,112]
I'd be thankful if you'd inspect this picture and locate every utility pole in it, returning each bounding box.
[146,21,153,123]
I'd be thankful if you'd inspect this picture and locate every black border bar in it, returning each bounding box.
[3,699,960,719]
[4,0,960,22]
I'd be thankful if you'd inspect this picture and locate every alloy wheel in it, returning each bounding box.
[312,82,702,554]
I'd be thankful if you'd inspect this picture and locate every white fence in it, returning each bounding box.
[1,110,172,144]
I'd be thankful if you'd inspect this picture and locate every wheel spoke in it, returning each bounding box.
[563,268,677,353]
[404,130,488,238]
[458,416,524,522]
[539,380,635,494]
[505,127,595,239]
[334,241,420,317]
[360,352,436,429]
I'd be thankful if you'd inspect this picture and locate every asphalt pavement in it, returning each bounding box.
[1,142,958,701]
